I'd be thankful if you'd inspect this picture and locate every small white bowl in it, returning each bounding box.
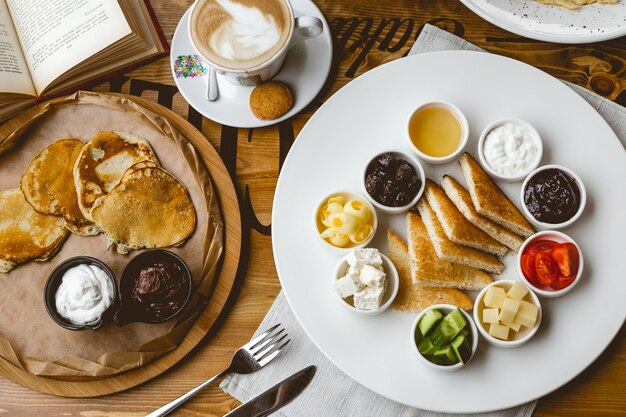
[473,280,542,348]
[520,164,586,230]
[332,251,398,316]
[517,231,584,298]
[361,150,425,214]
[410,304,478,372]
[477,118,543,182]
[314,191,378,254]
[406,101,469,165]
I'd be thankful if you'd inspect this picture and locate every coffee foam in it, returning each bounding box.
[191,0,291,70]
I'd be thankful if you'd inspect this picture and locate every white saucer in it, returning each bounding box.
[170,0,333,128]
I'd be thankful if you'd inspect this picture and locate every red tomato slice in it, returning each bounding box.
[526,240,557,256]
[550,275,575,291]
[550,243,579,277]
[521,253,540,287]
[534,253,559,286]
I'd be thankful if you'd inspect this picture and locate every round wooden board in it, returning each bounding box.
[0,92,242,397]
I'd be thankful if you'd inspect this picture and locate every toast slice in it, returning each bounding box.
[388,230,473,311]
[459,153,534,238]
[424,179,508,257]
[441,175,525,252]
[406,211,494,289]
[416,199,504,274]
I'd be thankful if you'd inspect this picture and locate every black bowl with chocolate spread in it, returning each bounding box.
[114,250,192,325]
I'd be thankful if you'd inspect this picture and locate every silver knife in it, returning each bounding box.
[224,365,316,417]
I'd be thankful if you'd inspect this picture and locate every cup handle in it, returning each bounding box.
[294,16,323,41]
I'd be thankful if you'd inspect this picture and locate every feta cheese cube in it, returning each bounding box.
[499,298,521,325]
[506,282,529,300]
[359,265,386,287]
[515,301,539,328]
[483,286,506,308]
[353,285,385,310]
[489,323,510,340]
[346,248,382,269]
[333,273,363,298]
[482,308,500,324]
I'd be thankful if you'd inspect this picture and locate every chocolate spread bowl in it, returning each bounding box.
[44,256,118,331]
[114,250,192,325]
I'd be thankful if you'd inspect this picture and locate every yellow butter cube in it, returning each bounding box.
[482,308,500,324]
[499,298,521,325]
[483,286,506,308]
[510,321,522,332]
[506,282,529,300]
[489,323,510,340]
[515,301,539,328]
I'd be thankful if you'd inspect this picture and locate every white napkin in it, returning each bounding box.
[220,23,625,416]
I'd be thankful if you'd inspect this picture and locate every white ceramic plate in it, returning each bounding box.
[272,50,626,413]
[460,0,626,44]
[170,0,332,128]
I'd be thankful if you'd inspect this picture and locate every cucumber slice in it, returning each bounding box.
[417,337,437,356]
[431,346,459,365]
[451,329,472,364]
[418,309,443,337]
[428,308,467,348]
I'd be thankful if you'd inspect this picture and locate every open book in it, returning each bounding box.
[0,0,168,121]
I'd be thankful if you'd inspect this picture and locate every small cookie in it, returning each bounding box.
[250,81,293,120]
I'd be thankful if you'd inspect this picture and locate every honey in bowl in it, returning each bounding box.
[409,105,462,158]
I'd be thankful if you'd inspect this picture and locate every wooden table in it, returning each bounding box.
[1,1,625,415]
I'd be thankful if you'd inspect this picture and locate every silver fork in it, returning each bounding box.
[146,324,290,417]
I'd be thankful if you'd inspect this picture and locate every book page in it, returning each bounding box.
[6,0,132,95]
[0,0,34,95]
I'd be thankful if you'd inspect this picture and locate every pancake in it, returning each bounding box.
[20,138,99,236]
[91,164,196,254]
[0,189,68,273]
[74,131,158,221]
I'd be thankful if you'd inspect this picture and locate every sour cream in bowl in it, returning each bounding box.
[478,118,543,182]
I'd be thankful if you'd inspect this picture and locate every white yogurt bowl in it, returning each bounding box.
[332,251,398,316]
[477,118,543,182]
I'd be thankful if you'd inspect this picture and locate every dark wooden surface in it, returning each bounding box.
[0,0,624,415]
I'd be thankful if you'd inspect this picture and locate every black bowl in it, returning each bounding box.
[114,250,192,325]
[44,257,118,331]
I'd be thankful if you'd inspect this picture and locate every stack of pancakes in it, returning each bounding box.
[0,132,196,273]
[391,153,534,312]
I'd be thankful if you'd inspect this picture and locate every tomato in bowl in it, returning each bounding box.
[517,231,583,298]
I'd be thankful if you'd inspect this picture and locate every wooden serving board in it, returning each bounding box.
[0,92,242,397]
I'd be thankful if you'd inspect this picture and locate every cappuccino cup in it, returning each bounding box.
[189,0,323,87]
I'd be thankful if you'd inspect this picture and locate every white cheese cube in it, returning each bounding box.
[333,273,363,298]
[359,265,386,287]
[515,301,539,328]
[353,285,385,310]
[483,286,506,308]
[509,321,522,332]
[482,308,500,324]
[346,248,382,269]
[489,323,510,340]
[506,282,529,300]
[499,298,521,325]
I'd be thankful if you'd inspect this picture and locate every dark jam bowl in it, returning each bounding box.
[114,250,192,325]
[361,150,425,214]
[520,164,586,230]
[44,257,117,331]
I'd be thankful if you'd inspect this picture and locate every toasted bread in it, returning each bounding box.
[416,199,504,274]
[388,230,473,311]
[21,138,99,236]
[91,164,196,254]
[406,212,494,289]
[459,153,534,238]
[74,131,158,221]
[441,175,524,252]
[0,189,68,272]
[424,179,507,257]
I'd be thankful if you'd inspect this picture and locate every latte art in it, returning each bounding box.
[190,0,292,70]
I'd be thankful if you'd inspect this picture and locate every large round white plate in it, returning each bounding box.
[170,0,332,128]
[272,50,626,413]
[460,0,626,44]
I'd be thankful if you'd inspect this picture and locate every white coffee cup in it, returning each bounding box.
[188,0,323,88]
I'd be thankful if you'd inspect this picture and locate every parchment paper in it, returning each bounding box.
[0,91,224,380]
